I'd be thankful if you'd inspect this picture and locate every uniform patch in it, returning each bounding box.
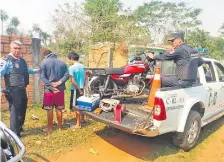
[15,63,19,68]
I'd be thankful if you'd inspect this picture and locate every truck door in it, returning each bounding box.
[213,62,224,110]
[202,61,219,115]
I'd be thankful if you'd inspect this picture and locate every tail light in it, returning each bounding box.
[153,97,166,120]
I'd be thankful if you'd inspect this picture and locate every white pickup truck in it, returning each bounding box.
[83,57,224,151]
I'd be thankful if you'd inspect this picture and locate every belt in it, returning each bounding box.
[9,85,26,88]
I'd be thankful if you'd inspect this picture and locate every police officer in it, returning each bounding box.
[2,40,38,137]
[148,32,199,87]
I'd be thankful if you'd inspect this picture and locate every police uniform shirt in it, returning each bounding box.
[153,43,198,80]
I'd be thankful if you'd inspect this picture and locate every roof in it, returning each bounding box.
[202,57,217,62]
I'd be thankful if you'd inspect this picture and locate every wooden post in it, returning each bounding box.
[31,38,42,104]
[108,47,114,68]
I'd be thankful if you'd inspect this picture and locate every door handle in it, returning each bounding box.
[206,87,212,92]
[221,86,224,91]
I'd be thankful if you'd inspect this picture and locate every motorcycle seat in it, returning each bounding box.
[105,68,124,75]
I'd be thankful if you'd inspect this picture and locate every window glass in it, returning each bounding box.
[202,62,216,82]
[214,62,224,82]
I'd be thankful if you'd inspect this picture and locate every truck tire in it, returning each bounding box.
[173,110,201,151]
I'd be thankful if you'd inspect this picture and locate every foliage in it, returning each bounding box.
[186,29,224,59]
[0,9,9,35]
[84,0,150,45]
[50,1,151,56]
[219,23,224,37]
[50,3,91,55]
[134,0,202,44]
[84,0,121,44]
[30,24,51,45]
[6,17,20,35]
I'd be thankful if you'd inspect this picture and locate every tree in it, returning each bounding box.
[84,0,122,44]
[83,0,150,46]
[30,24,51,45]
[186,29,224,59]
[0,9,9,35]
[32,24,42,37]
[219,23,224,37]
[52,3,92,55]
[185,29,209,48]
[134,1,202,44]
[6,17,20,35]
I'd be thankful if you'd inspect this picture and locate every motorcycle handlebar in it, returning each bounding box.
[129,51,147,63]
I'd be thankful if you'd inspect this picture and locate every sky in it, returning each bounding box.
[0,0,224,36]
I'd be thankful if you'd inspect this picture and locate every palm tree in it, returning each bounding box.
[6,17,20,35]
[6,27,17,35]
[10,17,20,27]
[0,9,9,35]
[32,24,42,37]
[32,24,51,44]
[40,32,51,45]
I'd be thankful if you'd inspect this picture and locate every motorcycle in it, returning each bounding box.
[0,120,25,162]
[87,52,155,98]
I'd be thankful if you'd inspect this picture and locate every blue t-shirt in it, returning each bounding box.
[68,62,85,90]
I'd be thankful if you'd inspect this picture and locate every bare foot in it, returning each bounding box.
[58,127,62,131]
[42,128,53,134]
[70,124,81,129]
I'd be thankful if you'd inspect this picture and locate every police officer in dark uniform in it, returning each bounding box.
[4,40,30,137]
[148,32,200,87]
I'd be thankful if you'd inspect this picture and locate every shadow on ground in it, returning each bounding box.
[23,153,52,162]
[21,116,93,137]
[95,116,224,161]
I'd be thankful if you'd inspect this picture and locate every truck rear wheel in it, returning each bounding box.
[173,110,201,151]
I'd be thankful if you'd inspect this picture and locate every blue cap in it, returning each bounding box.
[168,32,185,41]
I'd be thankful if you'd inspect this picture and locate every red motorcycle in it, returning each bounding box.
[87,52,155,98]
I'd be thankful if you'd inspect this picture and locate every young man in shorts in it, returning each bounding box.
[40,49,69,133]
[68,51,86,129]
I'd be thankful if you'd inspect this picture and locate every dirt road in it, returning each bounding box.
[34,117,224,162]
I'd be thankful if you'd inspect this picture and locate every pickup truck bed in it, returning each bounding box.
[82,97,154,135]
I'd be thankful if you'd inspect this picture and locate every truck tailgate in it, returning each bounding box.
[82,98,156,136]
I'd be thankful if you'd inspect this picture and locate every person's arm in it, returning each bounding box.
[59,64,69,84]
[28,68,39,74]
[52,64,69,87]
[68,66,83,94]
[0,58,8,77]
[1,58,13,77]
[153,49,181,61]
[70,76,83,94]
[39,64,54,91]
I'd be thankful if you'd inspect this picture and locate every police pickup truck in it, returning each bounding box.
[82,57,224,151]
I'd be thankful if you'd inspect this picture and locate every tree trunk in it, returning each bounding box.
[1,20,3,35]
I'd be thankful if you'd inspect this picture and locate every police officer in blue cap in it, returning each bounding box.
[148,32,200,87]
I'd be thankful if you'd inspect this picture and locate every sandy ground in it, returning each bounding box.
[30,117,224,162]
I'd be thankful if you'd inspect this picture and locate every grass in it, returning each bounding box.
[0,81,109,161]
[1,106,108,161]
[1,80,224,162]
